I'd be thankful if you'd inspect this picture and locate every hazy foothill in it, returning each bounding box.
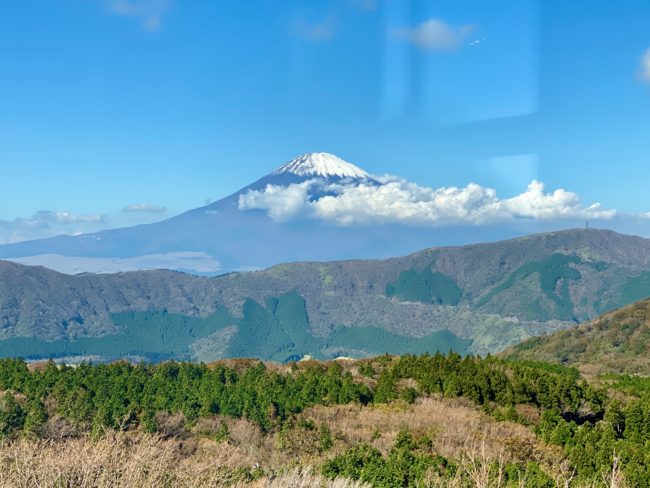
[2,227,650,363]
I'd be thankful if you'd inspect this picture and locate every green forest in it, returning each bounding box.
[0,291,471,363]
[0,354,648,487]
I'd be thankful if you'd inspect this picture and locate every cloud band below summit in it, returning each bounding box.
[238,177,616,226]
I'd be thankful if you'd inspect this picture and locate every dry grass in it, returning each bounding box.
[252,468,370,488]
[0,395,614,488]
[0,431,191,488]
[193,416,278,468]
[302,396,548,465]
[0,431,369,488]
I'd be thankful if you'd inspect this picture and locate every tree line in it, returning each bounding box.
[0,354,648,486]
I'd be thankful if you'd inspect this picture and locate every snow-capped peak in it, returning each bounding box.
[272,153,370,179]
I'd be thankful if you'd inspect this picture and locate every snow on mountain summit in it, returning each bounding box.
[271,153,370,179]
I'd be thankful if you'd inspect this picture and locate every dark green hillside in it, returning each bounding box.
[270,292,322,356]
[225,298,292,361]
[607,271,650,311]
[224,292,321,362]
[0,290,469,363]
[0,308,235,362]
[386,267,462,305]
[323,327,471,357]
[477,254,585,321]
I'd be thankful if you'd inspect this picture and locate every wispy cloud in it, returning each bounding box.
[238,177,615,226]
[394,18,477,51]
[105,0,174,31]
[30,211,105,225]
[0,211,107,244]
[641,48,650,82]
[122,203,167,213]
[294,15,337,42]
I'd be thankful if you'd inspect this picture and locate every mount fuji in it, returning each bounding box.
[211,152,380,206]
[0,153,518,274]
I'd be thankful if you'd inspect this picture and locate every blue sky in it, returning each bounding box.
[1,0,649,242]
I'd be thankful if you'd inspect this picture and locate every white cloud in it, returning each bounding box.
[294,15,337,42]
[122,203,167,213]
[641,48,650,82]
[394,18,477,51]
[238,177,616,227]
[0,211,107,244]
[240,181,315,222]
[105,0,173,31]
[26,210,105,225]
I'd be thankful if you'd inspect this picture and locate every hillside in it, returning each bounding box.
[3,228,650,362]
[0,354,647,486]
[504,297,650,375]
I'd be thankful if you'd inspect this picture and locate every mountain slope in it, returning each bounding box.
[1,152,585,276]
[2,152,643,277]
[3,228,650,362]
[0,153,391,274]
[503,297,650,375]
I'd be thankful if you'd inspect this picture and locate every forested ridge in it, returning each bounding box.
[0,354,648,487]
[5,228,650,362]
[505,296,650,375]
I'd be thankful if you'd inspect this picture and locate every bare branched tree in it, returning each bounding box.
[602,451,627,488]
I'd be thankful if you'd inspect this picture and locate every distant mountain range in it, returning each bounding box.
[2,228,650,363]
[0,152,537,275]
